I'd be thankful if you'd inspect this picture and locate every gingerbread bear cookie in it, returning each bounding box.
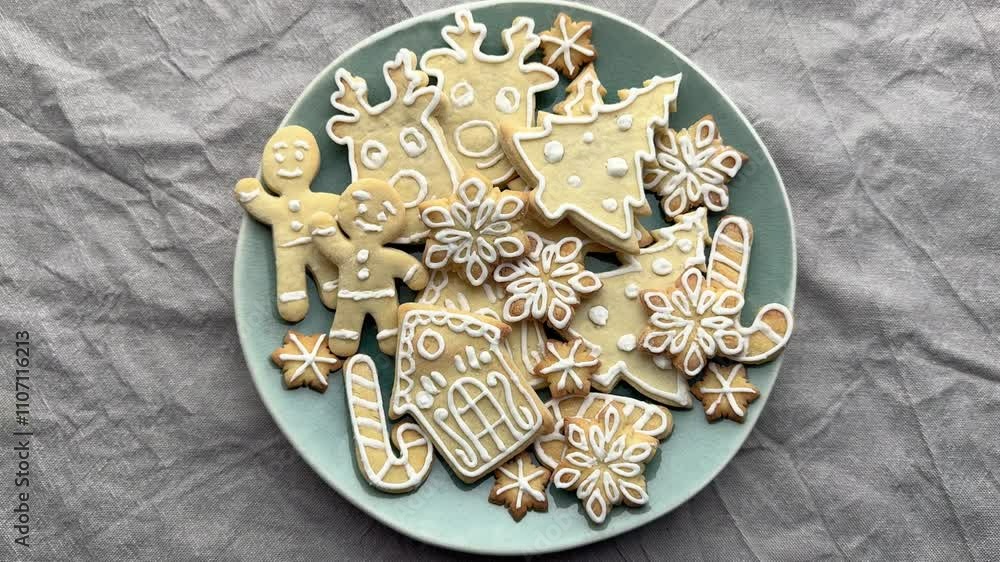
[308,179,429,356]
[389,304,553,483]
[534,393,672,470]
[234,126,340,322]
[643,115,747,220]
[488,452,551,521]
[344,355,433,493]
[328,49,461,243]
[561,208,710,407]
[539,13,596,78]
[417,270,548,389]
[552,403,659,524]
[533,338,600,398]
[501,74,682,254]
[421,9,558,185]
[639,216,793,377]
[690,362,759,423]
[419,172,529,286]
[270,331,341,392]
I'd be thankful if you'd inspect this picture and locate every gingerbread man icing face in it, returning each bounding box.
[260,126,321,193]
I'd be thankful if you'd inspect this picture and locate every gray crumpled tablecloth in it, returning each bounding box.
[1,0,998,559]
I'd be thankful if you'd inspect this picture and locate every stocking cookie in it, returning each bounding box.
[234,126,340,322]
[639,216,793,377]
[309,179,429,356]
[390,304,553,483]
[534,393,672,470]
[562,208,710,407]
[417,270,547,388]
[552,404,658,524]
[690,362,759,423]
[328,49,461,243]
[344,354,433,493]
[420,9,559,185]
[419,172,529,286]
[502,75,682,254]
[539,13,596,78]
[494,232,602,330]
[270,331,342,392]
[643,115,747,220]
[533,338,600,398]
[488,453,551,521]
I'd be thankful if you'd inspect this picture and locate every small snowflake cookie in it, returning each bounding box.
[488,453,551,521]
[553,403,658,524]
[419,172,529,286]
[533,338,600,398]
[270,331,342,392]
[494,232,602,330]
[643,115,747,220]
[690,362,760,423]
[539,13,596,78]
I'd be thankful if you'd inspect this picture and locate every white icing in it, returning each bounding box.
[616,114,633,131]
[450,81,475,107]
[290,220,303,232]
[361,140,388,169]
[344,355,433,492]
[293,140,310,150]
[494,87,521,114]
[276,168,304,178]
[543,141,564,163]
[567,175,582,188]
[238,189,259,203]
[388,170,429,209]
[278,291,306,303]
[588,305,609,327]
[357,267,370,280]
[417,328,445,360]
[416,391,434,409]
[582,131,594,144]
[338,288,395,301]
[700,363,757,417]
[311,226,338,237]
[601,198,618,212]
[617,334,637,352]
[352,190,372,201]
[540,16,595,76]
[330,329,361,340]
[273,152,285,163]
[606,157,628,178]
[678,239,693,252]
[321,281,338,292]
[404,264,419,283]
[357,203,368,213]
[376,328,398,341]
[399,127,428,157]
[288,199,301,212]
[376,211,388,222]
[652,258,673,276]
[273,141,289,149]
[453,119,498,158]
[278,333,339,387]
[294,150,305,161]
[278,236,312,248]
[494,455,548,511]
[624,283,640,299]
[382,200,399,216]
[354,218,384,233]
[356,249,370,263]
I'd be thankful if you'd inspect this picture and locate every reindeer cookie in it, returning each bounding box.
[328,49,461,243]
[309,179,429,356]
[234,126,340,322]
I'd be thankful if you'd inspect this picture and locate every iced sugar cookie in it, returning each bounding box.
[539,13,596,78]
[533,338,600,398]
[234,126,340,322]
[690,362,759,423]
[488,453,551,521]
[270,331,342,392]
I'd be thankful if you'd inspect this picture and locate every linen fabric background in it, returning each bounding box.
[0,0,998,559]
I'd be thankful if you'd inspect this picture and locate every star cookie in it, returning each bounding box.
[539,13,596,78]
[488,453,551,521]
[691,363,759,423]
[533,338,600,398]
[270,332,342,392]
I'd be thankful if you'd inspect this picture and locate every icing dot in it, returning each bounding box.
[617,114,633,131]
[602,198,618,212]
[377,211,388,222]
[568,175,582,188]
[652,258,672,276]
[416,391,433,409]
[358,203,368,213]
[357,267,370,280]
[290,220,303,232]
[544,141,565,163]
[356,249,369,263]
[588,305,609,327]
[617,334,637,352]
[288,199,301,212]
[678,239,693,252]
[652,355,671,369]
[479,351,492,364]
[606,157,628,178]
[582,131,594,144]
[624,283,640,299]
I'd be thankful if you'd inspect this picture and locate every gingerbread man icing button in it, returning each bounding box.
[234,126,341,322]
[309,179,429,356]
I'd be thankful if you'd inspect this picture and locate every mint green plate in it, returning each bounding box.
[234,0,795,554]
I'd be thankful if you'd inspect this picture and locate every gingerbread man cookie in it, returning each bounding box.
[421,9,559,185]
[234,126,340,322]
[309,179,429,356]
[328,49,461,243]
[539,13,596,78]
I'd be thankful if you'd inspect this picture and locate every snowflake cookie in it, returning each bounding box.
[533,338,600,398]
[639,216,794,377]
[690,362,759,423]
[421,9,558,185]
[494,233,602,330]
[270,332,342,392]
[489,453,551,521]
[643,115,747,220]
[419,172,529,286]
[539,13,596,78]
[553,403,658,524]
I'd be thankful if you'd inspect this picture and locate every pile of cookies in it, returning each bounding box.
[235,10,793,525]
